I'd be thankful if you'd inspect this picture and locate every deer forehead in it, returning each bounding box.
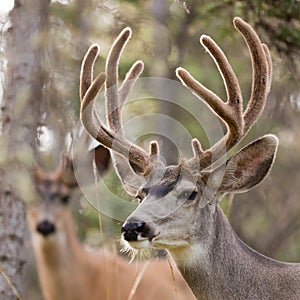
[37,179,70,198]
[141,165,199,199]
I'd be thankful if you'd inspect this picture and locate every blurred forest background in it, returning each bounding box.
[0,0,299,299]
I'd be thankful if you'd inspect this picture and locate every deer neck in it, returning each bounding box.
[168,205,287,300]
[32,211,84,300]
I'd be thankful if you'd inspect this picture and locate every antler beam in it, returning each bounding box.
[176,17,271,170]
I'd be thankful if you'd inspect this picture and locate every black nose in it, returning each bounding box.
[121,220,146,242]
[36,220,56,237]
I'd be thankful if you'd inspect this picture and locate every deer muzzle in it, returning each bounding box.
[36,220,56,237]
[121,219,156,245]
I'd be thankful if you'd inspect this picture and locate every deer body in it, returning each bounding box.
[120,155,300,299]
[29,209,105,300]
[79,17,300,300]
[168,206,300,299]
[27,164,195,300]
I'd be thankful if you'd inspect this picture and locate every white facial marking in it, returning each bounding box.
[152,238,190,249]
[127,239,152,249]
[169,243,209,268]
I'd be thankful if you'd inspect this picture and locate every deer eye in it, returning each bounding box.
[135,193,145,204]
[181,189,198,201]
[188,190,198,201]
[135,195,142,203]
[61,195,70,204]
[135,189,147,204]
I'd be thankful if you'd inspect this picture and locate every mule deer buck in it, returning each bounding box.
[79,17,300,300]
[27,66,195,299]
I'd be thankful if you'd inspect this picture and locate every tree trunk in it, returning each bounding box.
[0,0,50,298]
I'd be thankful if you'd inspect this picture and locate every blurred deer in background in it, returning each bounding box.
[27,149,194,300]
[79,17,300,300]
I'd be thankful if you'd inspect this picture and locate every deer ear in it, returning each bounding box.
[67,145,111,187]
[93,145,111,176]
[61,155,78,188]
[218,135,278,193]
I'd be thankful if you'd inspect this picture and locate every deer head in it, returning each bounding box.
[79,16,277,266]
[27,145,110,239]
[28,156,75,238]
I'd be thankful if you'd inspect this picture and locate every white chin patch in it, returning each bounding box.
[152,238,190,249]
[128,238,152,249]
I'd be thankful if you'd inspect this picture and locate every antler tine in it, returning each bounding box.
[191,138,204,158]
[80,44,100,100]
[80,44,107,133]
[80,41,150,175]
[105,27,144,101]
[262,44,272,94]
[105,27,131,133]
[150,141,159,157]
[233,17,270,134]
[79,44,105,149]
[119,60,144,106]
[106,28,131,91]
